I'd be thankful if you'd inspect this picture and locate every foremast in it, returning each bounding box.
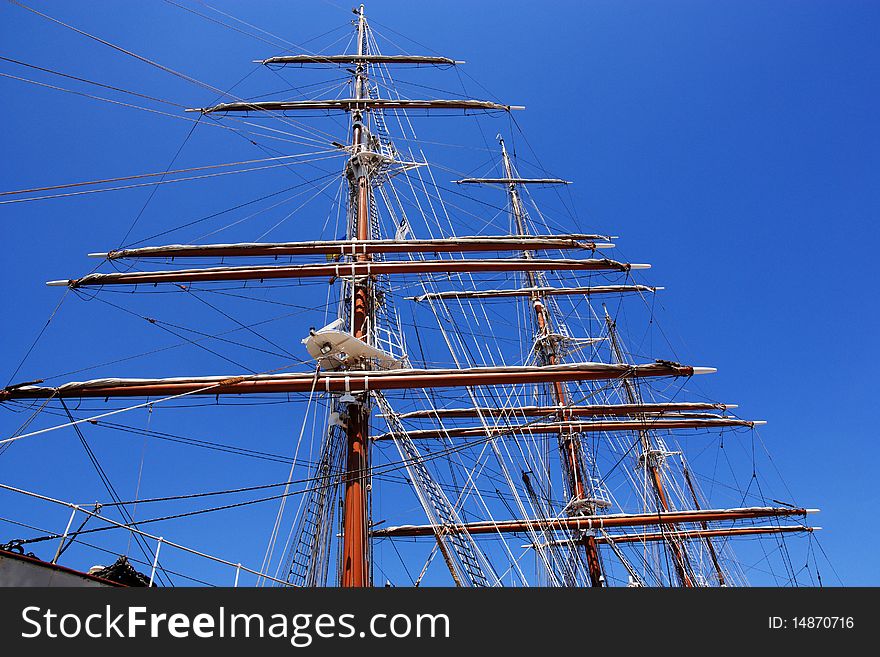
[340,4,372,588]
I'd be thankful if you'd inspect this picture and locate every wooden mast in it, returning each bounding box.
[340,4,371,588]
[682,462,727,586]
[498,138,604,586]
[604,308,695,586]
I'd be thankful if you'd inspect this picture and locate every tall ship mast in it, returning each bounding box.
[0,4,822,588]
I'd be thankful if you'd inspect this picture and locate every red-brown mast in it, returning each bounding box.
[498,138,604,586]
[340,4,371,588]
[604,309,695,586]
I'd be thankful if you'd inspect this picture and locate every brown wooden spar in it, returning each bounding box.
[390,402,737,420]
[187,99,524,114]
[408,284,660,302]
[95,235,615,260]
[454,178,571,185]
[0,362,715,401]
[47,258,647,289]
[257,54,464,66]
[372,417,763,441]
[535,525,818,548]
[371,506,816,538]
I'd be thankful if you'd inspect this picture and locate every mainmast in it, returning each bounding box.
[340,4,372,588]
[499,138,604,586]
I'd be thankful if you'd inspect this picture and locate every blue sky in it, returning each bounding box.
[1,1,877,586]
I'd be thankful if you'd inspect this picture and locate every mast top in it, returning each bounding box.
[192,4,509,116]
[455,134,570,185]
[257,6,461,67]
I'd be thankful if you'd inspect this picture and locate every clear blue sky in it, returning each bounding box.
[1,1,877,586]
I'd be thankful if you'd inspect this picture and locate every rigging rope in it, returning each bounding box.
[0,54,186,107]
[9,0,233,98]
[0,154,342,205]
[259,365,320,584]
[4,289,70,388]
[127,404,152,555]
[59,399,173,586]
[0,153,317,199]
[118,116,202,247]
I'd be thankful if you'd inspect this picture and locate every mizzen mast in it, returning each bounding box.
[604,306,696,586]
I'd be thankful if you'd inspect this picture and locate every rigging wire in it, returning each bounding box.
[4,289,70,387]
[258,366,320,584]
[0,71,210,128]
[0,153,318,199]
[59,398,173,586]
[78,292,260,373]
[0,54,186,107]
[8,0,234,99]
[3,398,542,510]
[0,153,342,205]
[162,0,290,50]
[1,429,560,549]
[127,404,152,555]
[118,115,202,247]
[128,175,338,247]
[177,287,300,361]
